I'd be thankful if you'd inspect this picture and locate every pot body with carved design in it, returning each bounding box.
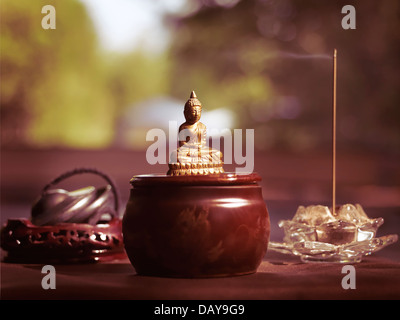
[123,173,269,278]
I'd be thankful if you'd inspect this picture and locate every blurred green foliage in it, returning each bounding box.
[168,0,400,152]
[1,0,109,147]
[105,52,171,116]
[1,0,399,152]
[0,0,170,148]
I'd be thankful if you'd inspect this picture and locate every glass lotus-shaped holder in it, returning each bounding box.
[269,204,398,263]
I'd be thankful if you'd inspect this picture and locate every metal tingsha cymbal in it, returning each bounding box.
[31,185,115,226]
[1,168,125,263]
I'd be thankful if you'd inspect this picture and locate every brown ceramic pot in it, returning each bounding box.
[123,173,270,277]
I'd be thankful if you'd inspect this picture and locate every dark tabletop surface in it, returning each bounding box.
[1,149,399,300]
[2,251,400,300]
[2,201,399,300]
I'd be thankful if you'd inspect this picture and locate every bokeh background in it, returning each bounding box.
[1,0,399,256]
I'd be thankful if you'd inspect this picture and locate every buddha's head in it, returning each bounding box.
[184,91,202,124]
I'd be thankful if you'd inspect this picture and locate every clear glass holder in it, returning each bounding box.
[269,204,398,263]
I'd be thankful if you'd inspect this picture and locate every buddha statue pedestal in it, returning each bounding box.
[167,91,224,176]
[122,92,270,277]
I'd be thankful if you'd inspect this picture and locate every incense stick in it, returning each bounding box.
[332,49,337,215]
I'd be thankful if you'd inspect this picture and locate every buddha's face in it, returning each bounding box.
[184,105,201,124]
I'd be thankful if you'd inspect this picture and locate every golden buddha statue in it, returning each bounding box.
[167,91,224,175]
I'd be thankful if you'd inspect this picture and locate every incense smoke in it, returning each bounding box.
[270,51,332,60]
